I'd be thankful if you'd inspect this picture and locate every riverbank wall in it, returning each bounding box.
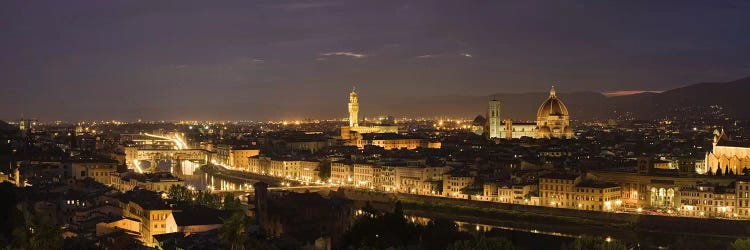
[333,188,750,239]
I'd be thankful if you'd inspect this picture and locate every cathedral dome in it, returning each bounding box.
[537,86,569,118]
[472,115,487,126]
[564,126,573,134]
[538,126,552,134]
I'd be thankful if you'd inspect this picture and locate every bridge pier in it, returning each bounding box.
[171,158,181,174]
[149,157,165,173]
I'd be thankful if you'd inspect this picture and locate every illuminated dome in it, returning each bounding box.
[564,127,573,134]
[536,86,574,139]
[472,115,487,126]
[538,126,552,134]
[537,86,569,118]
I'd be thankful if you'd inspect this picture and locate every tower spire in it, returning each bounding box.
[550,86,556,97]
[348,86,359,127]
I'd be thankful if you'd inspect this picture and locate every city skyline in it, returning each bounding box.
[6,2,750,249]
[2,1,750,121]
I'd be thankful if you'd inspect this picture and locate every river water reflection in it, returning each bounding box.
[183,171,731,249]
[182,169,257,192]
[405,215,578,249]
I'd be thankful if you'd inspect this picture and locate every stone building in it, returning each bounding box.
[538,173,621,211]
[705,129,750,175]
[340,88,398,140]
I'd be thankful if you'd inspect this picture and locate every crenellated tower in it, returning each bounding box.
[348,87,359,127]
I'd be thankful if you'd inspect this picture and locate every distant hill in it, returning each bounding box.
[0,120,16,132]
[372,76,750,121]
[609,76,750,120]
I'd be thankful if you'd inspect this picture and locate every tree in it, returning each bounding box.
[562,235,625,250]
[447,237,515,250]
[0,182,20,245]
[317,161,331,181]
[717,166,723,176]
[421,218,471,250]
[730,238,750,250]
[361,201,378,216]
[13,213,64,250]
[222,193,243,211]
[168,185,192,203]
[726,166,730,176]
[343,201,420,249]
[219,211,249,250]
[393,201,404,219]
[63,236,103,250]
[196,191,222,209]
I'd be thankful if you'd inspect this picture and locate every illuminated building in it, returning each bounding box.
[348,87,359,127]
[394,165,451,194]
[705,129,750,175]
[165,207,231,234]
[353,163,375,188]
[480,87,572,139]
[483,182,539,204]
[111,172,184,193]
[18,118,37,137]
[442,172,475,198]
[355,133,425,150]
[588,164,742,217]
[248,156,272,173]
[214,144,232,166]
[299,161,320,182]
[269,159,300,178]
[679,183,737,218]
[535,86,573,139]
[574,180,622,211]
[500,120,537,139]
[68,158,119,185]
[487,100,501,138]
[539,173,621,211]
[539,173,578,208]
[470,115,486,135]
[341,88,398,140]
[330,161,353,185]
[230,148,260,170]
[119,189,174,246]
[736,179,750,217]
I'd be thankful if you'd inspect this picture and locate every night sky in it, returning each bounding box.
[2,1,749,121]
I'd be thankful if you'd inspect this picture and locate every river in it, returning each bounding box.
[185,171,734,249]
[181,168,259,192]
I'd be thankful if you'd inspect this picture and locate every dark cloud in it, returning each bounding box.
[1,0,749,121]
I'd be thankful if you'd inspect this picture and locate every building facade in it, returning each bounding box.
[356,133,425,150]
[500,120,537,139]
[705,129,750,175]
[442,173,475,198]
[539,173,622,211]
[68,159,119,185]
[487,100,501,139]
[331,162,353,185]
[340,88,398,140]
[348,87,359,127]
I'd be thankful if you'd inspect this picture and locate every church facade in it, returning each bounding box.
[705,129,750,175]
[484,86,573,139]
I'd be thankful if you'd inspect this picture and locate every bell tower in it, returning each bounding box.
[488,99,501,138]
[348,87,359,127]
